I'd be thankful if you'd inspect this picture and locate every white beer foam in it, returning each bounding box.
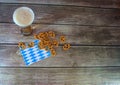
[13,7,35,27]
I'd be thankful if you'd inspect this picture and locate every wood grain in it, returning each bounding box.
[0,1,120,85]
[1,0,120,9]
[0,45,120,67]
[0,67,120,85]
[0,23,80,44]
[0,23,120,45]
[1,4,120,26]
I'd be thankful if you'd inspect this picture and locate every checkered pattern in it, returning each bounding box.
[19,40,51,66]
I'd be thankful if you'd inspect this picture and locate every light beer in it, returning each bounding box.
[13,7,35,35]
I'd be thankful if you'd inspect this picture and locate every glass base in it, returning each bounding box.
[21,26,33,36]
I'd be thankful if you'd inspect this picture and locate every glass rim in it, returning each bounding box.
[13,6,35,27]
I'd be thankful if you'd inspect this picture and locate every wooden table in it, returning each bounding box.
[0,0,120,85]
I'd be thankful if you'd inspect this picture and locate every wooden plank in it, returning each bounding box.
[1,4,120,26]
[0,45,120,67]
[0,23,120,45]
[0,67,120,85]
[0,23,80,44]
[0,0,120,9]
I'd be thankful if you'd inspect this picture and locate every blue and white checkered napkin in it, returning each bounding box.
[19,40,51,66]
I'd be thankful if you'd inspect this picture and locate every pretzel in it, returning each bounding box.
[34,34,39,39]
[48,31,55,38]
[41,40,49,46]
[44,32,49,38]
[38,42,45,49]
[21,44,26,49]
[38,32,45,40]
[42,36,50,42]
[63,43,70,50]
[39,45,45,49]
[18,42,25,48]
[50,49,56,56]
[48,45,53,50]
[38,41,44,46]
[47,40,53,47]
[28,42,34,47]
[32,31,71,57]
[60,36,66,43]
[52,40,59,47]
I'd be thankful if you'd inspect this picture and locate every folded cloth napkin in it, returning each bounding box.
[19,40,51,66]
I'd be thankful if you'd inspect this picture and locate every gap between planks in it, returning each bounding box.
[0,23,120,45]
[1,0,120,9]
[0,45,120,67]
[0,67,120,85]
[1,4,120,26]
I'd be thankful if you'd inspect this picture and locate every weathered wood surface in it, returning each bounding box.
[0,23,120,45]
[0,45,120,67]
[1,0,120,9]
[1,4,120,26]
[0,23,80,44]
[1,1,120,85]
[0,68,120,85]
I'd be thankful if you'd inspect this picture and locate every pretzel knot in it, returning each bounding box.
[38,32,45,39]
[52,40,59,47]
[48,31,55,38]
[48,44,53,50]
[38,42,45,49]
[50,49,56,56]
[63,43,70,50]
[42,37,50,42]
[44,32,49,38]
[47,41,53,49]
[18,42,25,48]
[60,36,66,43]
[21,44,26,49]
[28,42,34,47]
